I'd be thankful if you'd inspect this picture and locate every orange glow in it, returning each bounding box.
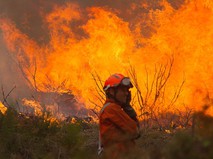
[0,101,7,114]
[0,0,213,116]
[22,98,43,116]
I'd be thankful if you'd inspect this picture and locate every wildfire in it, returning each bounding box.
[22,98,43,116]
[0,0,213,116]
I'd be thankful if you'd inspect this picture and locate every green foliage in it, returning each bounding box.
[132,105,213,159]
[163,107,213,159]
[1,105,213,159]
[0,108,88,159]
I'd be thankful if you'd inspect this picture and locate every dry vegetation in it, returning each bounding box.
[1,58,212,159]
[0,103,213,159]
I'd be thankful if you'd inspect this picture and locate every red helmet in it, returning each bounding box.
[103,73,133,91]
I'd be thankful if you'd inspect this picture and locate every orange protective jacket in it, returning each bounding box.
[99,99,139,159]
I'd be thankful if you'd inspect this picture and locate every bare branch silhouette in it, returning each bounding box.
[127,56,185,128]
[1,85,16,107]
[89,72,106,117]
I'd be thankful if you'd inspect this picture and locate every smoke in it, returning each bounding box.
[0,0,185,44]
[0,32,32,102]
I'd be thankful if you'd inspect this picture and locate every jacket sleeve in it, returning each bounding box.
[104,104,139,139]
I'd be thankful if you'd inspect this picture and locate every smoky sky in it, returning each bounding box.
[0,0,185,44]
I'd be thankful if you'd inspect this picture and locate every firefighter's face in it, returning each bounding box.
[115,86,130,104]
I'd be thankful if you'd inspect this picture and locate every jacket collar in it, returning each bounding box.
[105,98,115,104]
[105,98,122,107]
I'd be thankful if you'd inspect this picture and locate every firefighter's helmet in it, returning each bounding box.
[103,73,133,91]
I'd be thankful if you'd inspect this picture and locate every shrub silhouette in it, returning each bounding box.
[163,105,213,159]
[0,108,86,159]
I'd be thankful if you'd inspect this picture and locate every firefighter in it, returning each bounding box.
[99,73,140,159]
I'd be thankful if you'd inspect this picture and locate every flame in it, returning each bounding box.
[0,101,7,114]
[21,98,63,122]
[22,98,43,116]
[0,0,213,116]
